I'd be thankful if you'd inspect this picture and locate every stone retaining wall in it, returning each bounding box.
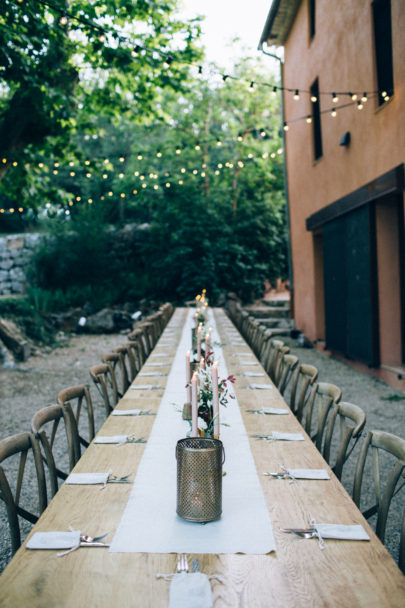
[0,233,42,295]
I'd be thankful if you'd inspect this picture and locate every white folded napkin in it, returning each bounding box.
[262,408,289,415]
[130,385,162,390]
[27,530,81,551]
[94,435,128,444]
[138,371,167,376]
[112,409,142,416]
[265,469,330,480]
[314,523,370,540]
[239,361,258,366]
[149,353,170,358]
[271,432,305,441]
[248,383,273,390]
[147,362,170,367]
[242,372,265,377]
[232,353,253,358]
[66,472,110,485]
[169,573,212,608]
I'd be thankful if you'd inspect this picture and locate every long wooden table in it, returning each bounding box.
[1,308,404,607]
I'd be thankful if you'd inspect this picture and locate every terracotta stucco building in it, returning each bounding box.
[260,0,405,389]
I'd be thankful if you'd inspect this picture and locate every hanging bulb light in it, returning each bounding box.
[163,56,173,69]
[156,151,162,158]
[349,92,357,101]
[137,152,143,160]
[131,45,141,57]
[331,108,337,117]
[175,146,182,154]
[361,92,368,102]
[357,100,363,110]
[306,115,312,124]
[222,74,229,82]
[197,65,203,76]
[332,92,338,103]
[248,81,255,92]
[283,122,289,131]
[272,86,278,97]
[310,94,318,102]
[293,89,300,100]
[195,142,201,150]
[59,12,68,26]
[216,140,222,147]
[99,30,106,43]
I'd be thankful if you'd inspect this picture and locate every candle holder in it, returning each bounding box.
[176,437,224,523]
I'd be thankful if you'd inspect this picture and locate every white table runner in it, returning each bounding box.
[110,308,276,554]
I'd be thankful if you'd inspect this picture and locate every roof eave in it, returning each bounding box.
[258,0,302,48]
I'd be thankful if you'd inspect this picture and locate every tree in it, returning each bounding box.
[0,0,202,211]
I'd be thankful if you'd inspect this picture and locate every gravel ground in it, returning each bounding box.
[0,324,404,573]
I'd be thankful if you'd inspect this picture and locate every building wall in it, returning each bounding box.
[281,0,405,344]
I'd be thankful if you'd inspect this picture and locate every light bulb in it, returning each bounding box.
[306,115,312,124]
[293,89,300,100]
[332,92,338,103]
[311,95,317,102]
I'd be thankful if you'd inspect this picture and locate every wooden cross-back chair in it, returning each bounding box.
[89,362,119,416]
[128,328,148,364]
[31,402,80,497]
[276,353,299,395]
[352,429,405,573]
[113,344,135,385]
[303,381,342,447]
[288,363,319,422]
[57,384,95,449]
[321,400,366,480]
[102,351,129,400]
[0,432,47,555]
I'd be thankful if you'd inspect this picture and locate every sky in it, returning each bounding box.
[178,0,272,70]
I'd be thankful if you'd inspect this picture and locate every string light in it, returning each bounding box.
[163,56,173,69]
[310,94,318,102]
[332,92,338,103]
[131,46,140,57]
[361,92,368,102]
[283,122,289,131]
[350,92,357,101]
[306,115,312,124]
[357,100,363,110]
[293,89,300,100]
[248,81,255,93]
[331,108,337,117]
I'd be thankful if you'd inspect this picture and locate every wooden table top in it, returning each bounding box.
[1,308,404,608]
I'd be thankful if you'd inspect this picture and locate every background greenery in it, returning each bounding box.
[0,1,288,310]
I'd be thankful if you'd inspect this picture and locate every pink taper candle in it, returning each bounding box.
[186,351,191,402]
[211,363,220,438]
[191,371,199,437]
[197,323,202,359]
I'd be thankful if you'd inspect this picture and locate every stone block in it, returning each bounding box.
[7,236,24,250]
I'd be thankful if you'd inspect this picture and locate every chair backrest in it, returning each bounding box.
[102,351,128,399]
[0,432,47,555]
[352,429,405,568]
[261,338,285,379]
[89,362,119,416]
[303,381,342,447]
[31,403,80,496]
[321,401,366,480]
[128,328,148,364]
[113,344,135,385]
[288,363,319,422]
[57,384,95,448]
[273,345,291,386]
[276,353,299,395]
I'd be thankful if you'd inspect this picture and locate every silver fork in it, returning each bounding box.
[177,554,189,573]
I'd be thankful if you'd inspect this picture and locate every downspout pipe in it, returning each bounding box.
[259,43,294,317]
